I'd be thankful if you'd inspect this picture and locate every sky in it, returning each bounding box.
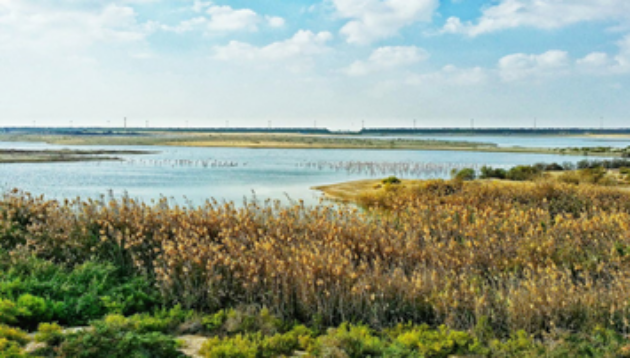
[1,0,630,130]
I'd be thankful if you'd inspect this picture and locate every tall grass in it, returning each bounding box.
[2,181,630,336]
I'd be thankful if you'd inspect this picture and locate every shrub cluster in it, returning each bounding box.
[0,252,158,329]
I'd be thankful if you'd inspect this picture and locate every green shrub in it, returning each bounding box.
[224,307,283,336]
[0,294,52,330]
[0,338,28,358]
[202,310,228,333]
[16,294,52,330]
[310,323,385,358]
[0,299,19,325]
[506,165,542,181]
[99,306,195,335]
[55,319,185,358]
[479,166,507,179]
[382,176,401,185]
[35,322,64,346]
[558,167,617,186]
[199,335,257,358]
[0,325,29,346]
[0,255,159,326]
[260,325,314,357]
[388,324,485,358]
[486,330,539,357]
[451,168,476,181]
[198,325,313,358]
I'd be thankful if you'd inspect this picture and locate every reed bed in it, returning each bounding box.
[2,181,630,337]
[299,160,487,178]
[121,158,243,168]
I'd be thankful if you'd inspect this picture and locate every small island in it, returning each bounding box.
[0,149,154,164]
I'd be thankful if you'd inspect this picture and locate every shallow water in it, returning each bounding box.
[0,137,624,205]
[355,135,630,148]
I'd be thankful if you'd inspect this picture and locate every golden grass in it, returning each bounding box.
[4,180,630,336]
[313,179,421,202]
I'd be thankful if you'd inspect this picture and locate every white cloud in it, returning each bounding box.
[442,0,630,37]
[576,52,613,74]
[0,1,151,52]
[206,5,259,32]
[158,16,206,34]
[344,46,428,76]
[577,52,611,67]
[213,30,333,62]
[266,16,285,28]
[332,0,438,44]
[498,50,570,82]
[162,3,285,34]
[408,65,489,86]
[576,34,630,74]
[192,0,212,13]
[615,34,630,70]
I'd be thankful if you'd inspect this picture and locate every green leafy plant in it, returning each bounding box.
[53,319,185,358]
[506,165,542,181]
[310,323,385,358]
[382,176,401,185]
[451,168,477,181]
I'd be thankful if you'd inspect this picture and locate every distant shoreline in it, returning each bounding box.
[0,149,153,164]
[0,131,628,158]
[4,126,630,137]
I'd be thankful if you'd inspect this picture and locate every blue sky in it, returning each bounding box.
[1,0,629,129]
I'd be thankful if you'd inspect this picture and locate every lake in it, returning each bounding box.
[1,135,628,205]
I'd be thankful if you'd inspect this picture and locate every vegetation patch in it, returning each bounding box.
[3,173,630,355]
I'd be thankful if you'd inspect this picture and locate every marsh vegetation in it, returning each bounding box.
[0,149,152,164]
[3,159,630,355]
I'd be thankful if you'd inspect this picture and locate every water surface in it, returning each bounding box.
[0,139,619,205]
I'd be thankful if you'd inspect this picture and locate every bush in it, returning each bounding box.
[223,307,283,336]
[199,335,257,358]
[0,325,29,346]
[479,166,507,179]
[0,299,20,325]
[99,306,196,335]
[387,324,486,358]
[52,319,185,358]
[202,310,228,333]
[15,294,52,330]
[557,167,617,186]
[0,338,28,358]
[382,176,401,185]
[199,324,313,358]
[35,322,64,347]
[0,294,52,330]
[0,254,159,327]
[451,168,476,181]
[310,323,385,358]
[506,165,542,181]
